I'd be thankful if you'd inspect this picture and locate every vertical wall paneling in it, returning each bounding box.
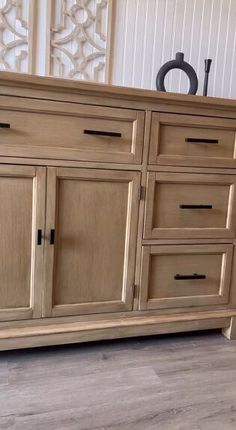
[176,0,192,93]
[129,0,147,87]
[141,0,159,89]
[111,0,236,98]
[228,1,236,99]
[150,0,166,91]
[204,0,221,97]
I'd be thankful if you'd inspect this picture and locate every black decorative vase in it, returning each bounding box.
[156,52,198,95]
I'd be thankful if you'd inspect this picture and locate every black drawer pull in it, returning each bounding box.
[179,204,213,209]
[37,229,42,245]
[50,229,55,245]
[174,273,206,280]
[0,123,10,128]
[83,129,122,138]
[185,138,218,144]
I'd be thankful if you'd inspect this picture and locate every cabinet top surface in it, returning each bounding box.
[0,71,236,112]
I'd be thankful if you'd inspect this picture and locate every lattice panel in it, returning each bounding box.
[50,0,112,81]
[0,0,30,72]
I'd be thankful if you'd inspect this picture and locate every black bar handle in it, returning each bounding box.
[174,273,206,280]
[50,229,55,245]
[37,229,42,245]
[185,138,218,144]
[179,204,213,209]
[83,129,122,138]
[0,123,10,128]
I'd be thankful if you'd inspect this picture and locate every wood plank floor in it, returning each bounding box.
[0,331,236,429]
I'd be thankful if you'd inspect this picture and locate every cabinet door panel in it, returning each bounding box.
[0,165,46,321]
[44,168,140,317]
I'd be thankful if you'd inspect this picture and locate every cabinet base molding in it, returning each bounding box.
[222,317,236,340]
[0,311,235,351]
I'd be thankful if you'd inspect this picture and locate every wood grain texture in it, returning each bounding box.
[0,96,144,164]
[0,72,236,349]
[133,110,152,311]
[149,113,236,168]
[43,168,140,317]
[1,333,236,429]
[223,317,236,340]
[1,71,236,115]
[140,244,233,310]
[144,172,236,239]
[0,165,46,322]
[0,316,230,351]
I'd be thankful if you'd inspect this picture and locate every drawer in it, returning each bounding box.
[139,244,233,310]
[144,172,236,239]
[149,113,236,168]
[0,96,144,164]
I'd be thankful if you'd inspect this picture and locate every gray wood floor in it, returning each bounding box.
[0,331,236,430]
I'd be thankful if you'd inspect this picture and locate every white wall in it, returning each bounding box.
[110,0,236,98]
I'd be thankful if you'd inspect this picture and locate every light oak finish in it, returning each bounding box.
[0,310,231,351]
[0,156,142,171]
[1,71,236,119]
[43,168,140,317]
[0,72,236,350]
[223,316,236,340]
[148,165,236,174]
[0,96,144,164]
[144,171,236,239]
[139,244,233,310]
[0,165,46,322]
[149,113,236,168]
[133,110,152,311]
[228,244,236,309]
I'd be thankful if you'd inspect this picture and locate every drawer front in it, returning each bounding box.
[144,172,236,239]
[149,113,236,168]
[140,244,233,310]
[0,97,144,164]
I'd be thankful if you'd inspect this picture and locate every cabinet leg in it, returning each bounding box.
[222,317,236,340]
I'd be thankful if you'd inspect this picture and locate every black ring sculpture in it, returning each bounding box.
[156,52,198,95]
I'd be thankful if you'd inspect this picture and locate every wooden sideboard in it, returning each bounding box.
[0,71,236,351]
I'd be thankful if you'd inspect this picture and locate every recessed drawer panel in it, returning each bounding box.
[139,244,233,310]
[0,97,144,164]
[149,113,236,168]
[144,172,236,239]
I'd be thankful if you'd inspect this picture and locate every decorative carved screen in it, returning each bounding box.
[0,0,32,73]
[0,0,112,82]
[50,0,111,81]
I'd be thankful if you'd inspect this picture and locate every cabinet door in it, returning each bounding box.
[0,165,46,321]
[43,168,140,317]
